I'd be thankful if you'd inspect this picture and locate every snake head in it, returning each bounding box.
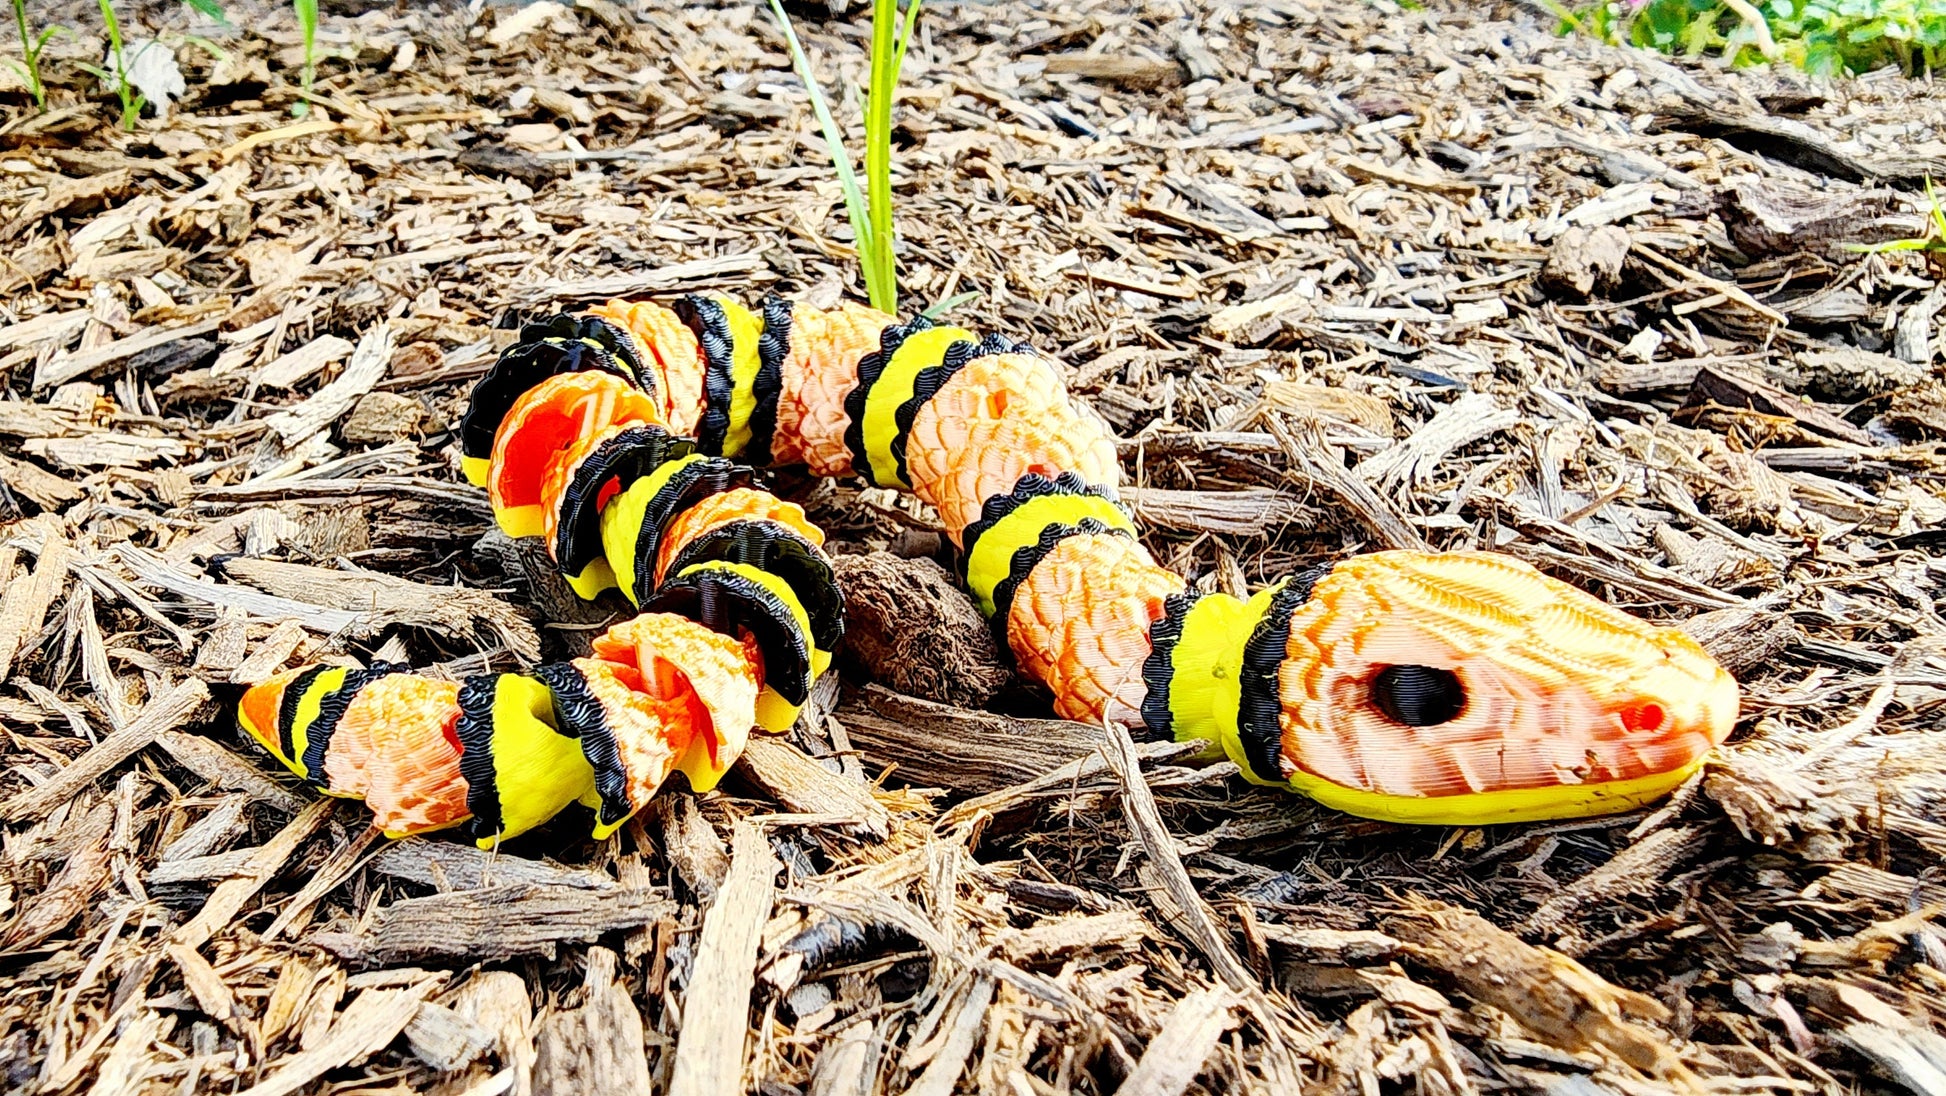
[1269,550,1740,825]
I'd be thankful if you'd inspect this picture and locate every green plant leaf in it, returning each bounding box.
[920,290,982,318]
[763,0,876,303]
[180,0,226,19]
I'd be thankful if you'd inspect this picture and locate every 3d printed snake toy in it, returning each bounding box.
[238,294,1739,844]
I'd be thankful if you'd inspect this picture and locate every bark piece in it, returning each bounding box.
[1678,606,1797,678]
[1541,224,1630,300]
[1040,53,1183,89]
[210,554,540,662]
[668,824,781,1096]
[1716,178,1909,259]
[262,323,392,446]
[1113,986,1239,1096]
[1684,364,1872,446]
[532,949,652,1095]
[403,1001,495,1072]
[341,391,431,443]
[1,798,113,950]
[737,736,890,839]
[832,552,1010,707]
[369,838,617,891]
[1386,899,1692,1082]
[234,985,437,1096]
[312,884,676,965]
[840,686,1107,794]
[0,524,70,683]
[653,794,732,901]
[0,678,212,821]
[1773,347,1927,402]
[451,971,537,1096]
[173,798,336,950]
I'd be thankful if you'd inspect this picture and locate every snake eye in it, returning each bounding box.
[1371,665,1466,726]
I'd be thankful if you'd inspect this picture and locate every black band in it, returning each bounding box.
[552,424,693,582]
[627,457,756,606]
[571,315,655,399]
[1138,592,1200,743]
[1234,564,1336,784]
[644,566,814,705]
[300,661,408,789]
[459,335,631,465]
[532,662,631,825]
[841,316,929,485]
[989,518,1136,651]
[958,470,1119,584]
[455,674,503,839]
[275,666,327,765]
[676,295,738,456]
[515,312,654,399]
[660,520,845,651]
[748,295,792,467]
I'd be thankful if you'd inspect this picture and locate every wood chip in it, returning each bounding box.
[313,884,677,964]
[1113,986,1240,1096]
[263,323,392,445]
[531,948,652,1092]
[0,678,212,821]
[668,823,781,1096]
[233,984,439,1096]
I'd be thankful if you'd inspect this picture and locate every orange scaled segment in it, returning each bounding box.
[236,668,301,761]
[589,614,762,784]
[572,658,690,813]
[904,352,1119,536]
[772,302,894,476]
[585,300,708,435]
[1275,551,1739,799]
[323,675,471,836]
[1006,534,1185,724]
[651,487,825,588]
[490,371,663,539]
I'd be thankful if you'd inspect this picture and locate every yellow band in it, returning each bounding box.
[964,492,1135,618]
[861,326,975,488]
[599,453,708,605]
[714,296,766,459]
[1287,755,1708,825]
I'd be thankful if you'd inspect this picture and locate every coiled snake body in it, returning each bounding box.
[239,295,1739,842]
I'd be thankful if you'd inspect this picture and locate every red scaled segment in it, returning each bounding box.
[572,657,690,814]
[585,300,707,436]
[772,302,895,477]
[1006,533,1185,724]
[490,371,663,540]
[538,421,633,561]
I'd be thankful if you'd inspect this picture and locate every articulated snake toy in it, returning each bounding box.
[237,294,1740,844]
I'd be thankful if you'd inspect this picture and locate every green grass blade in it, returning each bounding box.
[920,289,981,318]
[764,0,875,296]
[863,0,901,312]
[892,0,921,92]
[292,0,318,115]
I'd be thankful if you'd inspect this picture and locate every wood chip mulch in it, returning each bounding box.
[3,0,1946,1093]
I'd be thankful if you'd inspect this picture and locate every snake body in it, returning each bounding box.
[238,294,1739,842]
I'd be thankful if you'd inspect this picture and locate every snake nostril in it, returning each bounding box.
[1621,702,1666,733]
[1371,665,1466,726]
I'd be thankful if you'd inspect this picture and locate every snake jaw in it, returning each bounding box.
[1272,550,1740,824]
